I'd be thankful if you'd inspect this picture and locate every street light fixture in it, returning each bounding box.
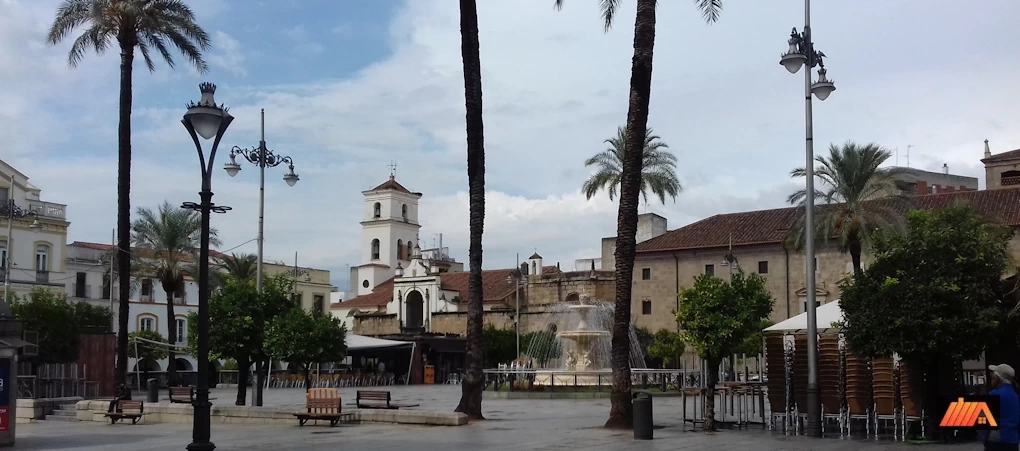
[779,0,836,438]
[507,266,524,360]
[224,109,299,295]
[181,82,233,451]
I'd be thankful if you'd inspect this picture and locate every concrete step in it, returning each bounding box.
[50,409,76,417]
[43,415,78,422]
[57,404,77,410]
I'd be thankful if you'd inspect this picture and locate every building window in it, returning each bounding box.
[0,240,7,269]
[175,319,186,343]
[362,279,370,289]
[801,299,822,313]
[641,300,652,315]
[705,264,715,276]
[641,268,651,280]
[0,187,7,202]
[397,239,404,260]
[401,204,408,221]
[313,295,325,314]
[35,244,49,272]
[102,274,111,300]
[758,261,769,274]
[141,279,153,301]
[532,261,537,275]
[75,272,87,298]
[407,242,414,259]
[139,316,155,332]
[371,239,380,260]
[373,202,381,218]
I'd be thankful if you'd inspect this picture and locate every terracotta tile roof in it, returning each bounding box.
[334,266,559,309]
[368,176,416,195]
[70,241,228,260]
[636,189,1020,253]
[334,278,395,309]
[982,149,1020,164]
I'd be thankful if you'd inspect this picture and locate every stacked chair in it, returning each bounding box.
[844,350,872,433]
[765,334,789,431]
[818,334,842,433]
[872,357,897,437]
[791,335,809,432]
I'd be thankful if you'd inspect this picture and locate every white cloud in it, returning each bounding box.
[4,0,1020,291]
[206,31,246,78]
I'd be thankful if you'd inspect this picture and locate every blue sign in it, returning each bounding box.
[0,358,10,407]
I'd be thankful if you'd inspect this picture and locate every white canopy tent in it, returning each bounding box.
[764,300,843,334]
[346,334,411,351]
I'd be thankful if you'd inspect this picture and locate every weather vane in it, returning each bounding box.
[388,161,397,177]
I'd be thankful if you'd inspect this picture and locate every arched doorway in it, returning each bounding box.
[405,290,424,330]
[565,292,580,304]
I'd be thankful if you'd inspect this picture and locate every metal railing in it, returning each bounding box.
[18,363,100,399]
[28,201,66,219]
[35,271,49,283]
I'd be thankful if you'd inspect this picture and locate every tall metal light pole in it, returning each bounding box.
[223,109,299,294]
[2,175,39,308]
[779,0,836,438]
[181,82,234,451]
[506,260,523,360]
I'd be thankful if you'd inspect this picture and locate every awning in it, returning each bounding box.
[765,300,843,334]
[0,337,30,348]
[347,334,412,351]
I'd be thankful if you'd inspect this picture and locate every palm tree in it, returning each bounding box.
[788,141,908,279]
[132,201,219,387]
[554,0,722,429]
[453,0,487,420]
[48,0,212,388]
[582,127,681,204]
[212,253,258,290]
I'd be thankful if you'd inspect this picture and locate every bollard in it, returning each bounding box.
[147,378,159,403]
[633,393,653,440]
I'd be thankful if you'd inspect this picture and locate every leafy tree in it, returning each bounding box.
[554,0,723,429]
[73,301,114,332]
[838,207,1011,436]
[265,309,347,390]
[647,329,685,368]
[133,200,218,386]
[581,127,680,205]
[482,325,517,368]
[788,142,908,278]
[454,0,488,421]
[188,274,293,406]
[676,271,772,430]
[521,331,562,368]
[735,320,772,357]
[11,289,79,364]
[48,0,213,388]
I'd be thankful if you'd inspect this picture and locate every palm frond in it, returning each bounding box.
[581,125,681,205]
[693,0,723,23]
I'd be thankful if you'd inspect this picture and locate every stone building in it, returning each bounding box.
[618,141,1020,335]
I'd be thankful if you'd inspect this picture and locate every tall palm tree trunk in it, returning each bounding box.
[849,237,863,279]
[454,0,486,420]
[115,40,135,389]
[606,0,657,429]
[165,292,176,387]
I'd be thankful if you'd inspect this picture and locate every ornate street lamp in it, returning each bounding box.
[180,82,233,451]
[778,0,836,438]
[223,109,299,295]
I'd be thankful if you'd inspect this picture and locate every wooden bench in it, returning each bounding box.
[105,400,144,424]
[169,387,194,403]
[293,388,354,427]
[355,390,419,409]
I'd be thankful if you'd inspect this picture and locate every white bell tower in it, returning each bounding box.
[351,172,422,296]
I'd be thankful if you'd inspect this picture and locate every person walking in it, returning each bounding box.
[986,364,1019,451]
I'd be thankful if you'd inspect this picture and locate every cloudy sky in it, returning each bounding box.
[2,0,1019,292]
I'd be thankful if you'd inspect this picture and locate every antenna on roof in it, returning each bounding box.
[906,144,914,168]
[388,161,397,177]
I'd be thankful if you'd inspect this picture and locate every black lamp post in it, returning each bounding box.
[181,82,233,451]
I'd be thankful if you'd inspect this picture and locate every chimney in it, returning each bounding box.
[984,139,992,159]
[943,163,948,175]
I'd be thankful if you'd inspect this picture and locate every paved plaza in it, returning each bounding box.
[18,385,983,450]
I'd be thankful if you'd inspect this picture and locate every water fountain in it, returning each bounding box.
[558,304,610,371]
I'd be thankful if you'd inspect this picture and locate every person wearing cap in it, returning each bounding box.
[986,363,1019,451]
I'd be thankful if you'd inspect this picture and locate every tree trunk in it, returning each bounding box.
[255,359,268,407]
[303,366,311,391]
[234,354,249,406]
[849,236,863,280]
[703,356,721,431]
[115,41,135,389]
[165,291,176,387]
[454,0,486,421]
[606,0,657,430]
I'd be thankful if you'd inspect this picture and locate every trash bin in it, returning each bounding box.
[147,379,159,403]
[633,392,653,440]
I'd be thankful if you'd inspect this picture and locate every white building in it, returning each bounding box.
[66,241,201,374]
[1,160,70,300]
[349,175,425,297]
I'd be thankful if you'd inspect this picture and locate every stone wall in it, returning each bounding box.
[430,311,515,335]
[352,314,400,336]
[526,271,615,306]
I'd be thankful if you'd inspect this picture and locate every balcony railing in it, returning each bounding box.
[1002,175,1020,186]
[27,201,66,220]
[35,271,49,283]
